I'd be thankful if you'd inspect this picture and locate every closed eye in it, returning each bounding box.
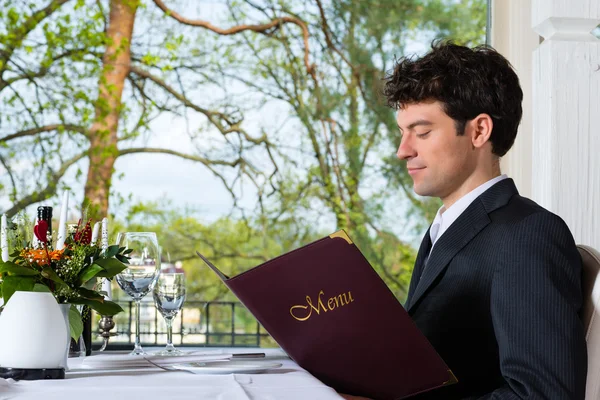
[416,131,431,138]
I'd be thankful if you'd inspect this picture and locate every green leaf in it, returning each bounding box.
[93,257,127,277]
[82,279,96,290]
[77,264,103,285]
[33,283,52,292]
[68,305,84,341]
[0,261,40,276]
[104,245,120,258]
[71,298,123,316]
[1,276,35,304]
[76,287,104,301]
[41,267,67,285]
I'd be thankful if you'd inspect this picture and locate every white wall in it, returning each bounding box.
[493,0,600,248]
[531,0,600,248]
[491,0,539,199]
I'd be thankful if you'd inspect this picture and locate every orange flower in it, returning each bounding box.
[21,248,66,266]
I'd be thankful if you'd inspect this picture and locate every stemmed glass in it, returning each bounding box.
[152,273,186,355]
[115,232,161,355]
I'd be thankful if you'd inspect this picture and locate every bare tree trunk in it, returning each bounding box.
[84,0,138,220]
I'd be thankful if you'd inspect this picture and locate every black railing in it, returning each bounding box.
[91,300,276,351]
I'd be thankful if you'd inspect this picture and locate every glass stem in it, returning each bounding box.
[133,299,143,354]
[165,317,174,351]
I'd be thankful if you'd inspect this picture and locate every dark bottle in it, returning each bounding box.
[83,306,92,355]
[37,206,53,245]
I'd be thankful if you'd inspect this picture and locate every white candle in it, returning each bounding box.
[101,217,108,252]
[1,214,8,262]
[56,190,69,250]
[100,217,111,300]
[91,222,100,246]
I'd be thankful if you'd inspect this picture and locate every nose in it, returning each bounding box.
[397,133,416,160]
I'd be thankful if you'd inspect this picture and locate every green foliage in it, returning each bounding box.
[1,0,486,308]
[0,0,107,208]
[216,0,486,301]
[0,275,36,303]
[68,304,84,341]
[421,0,488,45]
[0,221,128,339]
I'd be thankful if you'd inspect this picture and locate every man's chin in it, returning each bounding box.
[413,184,435,198]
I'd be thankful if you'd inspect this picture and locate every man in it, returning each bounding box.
[383,42,587,399]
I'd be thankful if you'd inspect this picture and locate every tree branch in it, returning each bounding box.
[118,147,242,167]
[0,154,18,202]
[4,151,86,218]
[0,0,71,74]
[1,47,97,91]
[129,65,272,146]
[0,124,88,143]
[314,0,354,72]
[129,65,234,123]
[151,0,315,78]
[119,147,251,209]
[360,121,380,170]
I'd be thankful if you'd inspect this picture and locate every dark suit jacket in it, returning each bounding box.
[405,179,587,399]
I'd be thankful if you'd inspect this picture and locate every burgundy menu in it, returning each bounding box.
[197,230,455,399]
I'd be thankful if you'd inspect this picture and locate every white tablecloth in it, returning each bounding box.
[0,348,343,400]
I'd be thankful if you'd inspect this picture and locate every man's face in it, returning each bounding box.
[396,101,477,203]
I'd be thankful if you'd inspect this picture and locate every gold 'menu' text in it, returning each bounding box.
[289,290,354,322]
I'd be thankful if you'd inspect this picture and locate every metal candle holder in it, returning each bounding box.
[97,315,118,352]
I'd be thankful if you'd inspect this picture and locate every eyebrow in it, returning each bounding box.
[397,119,434,132]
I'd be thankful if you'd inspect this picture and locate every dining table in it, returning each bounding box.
[0,348,344,400]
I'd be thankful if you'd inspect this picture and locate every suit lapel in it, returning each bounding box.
[407,178,519,313]
[404,227,432,309]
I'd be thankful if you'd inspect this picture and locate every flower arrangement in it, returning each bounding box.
[0,216,130,339]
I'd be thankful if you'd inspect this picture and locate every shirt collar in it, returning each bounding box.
[429,174,508,246]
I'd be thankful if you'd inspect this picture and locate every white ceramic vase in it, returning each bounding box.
[58,304,71,370]
[0,291,68,369]
[58,303,86,370]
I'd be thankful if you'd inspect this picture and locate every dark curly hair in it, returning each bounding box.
[383,41,523,157]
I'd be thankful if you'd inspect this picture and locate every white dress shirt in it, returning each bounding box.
[429,175,508,250]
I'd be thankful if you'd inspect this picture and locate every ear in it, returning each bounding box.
[469,113,493,149]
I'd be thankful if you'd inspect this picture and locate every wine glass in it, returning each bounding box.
[153,273,186,355]
[115,232,161,355]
